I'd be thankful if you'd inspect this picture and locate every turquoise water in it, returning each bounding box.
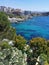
[11,16,49,40]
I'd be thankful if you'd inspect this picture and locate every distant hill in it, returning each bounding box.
[0,6,49,16]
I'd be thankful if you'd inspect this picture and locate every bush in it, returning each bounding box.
[14,35,27,50]
[0,41,12,49]
[0,47,27,65]
[47,40,49,47]
[40,53,47,61]
[30,37,47,56]
[0,12,10,32]
[0,12,16,40]
[47,47,49,63]
[3,27,16,40]
[44,61,49,65]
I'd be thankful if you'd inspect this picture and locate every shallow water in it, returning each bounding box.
[11,16,49,40]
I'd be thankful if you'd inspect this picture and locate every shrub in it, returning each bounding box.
[0,12,16,40]
[47,47,49,63]
[14,35,27,50]
[3,27,16,40]
[0,41,12,49]
[47,40,49,47]
[0,12,10,32]
[0,47,27,65]
[44,61,49,65]
[30,37,47,56]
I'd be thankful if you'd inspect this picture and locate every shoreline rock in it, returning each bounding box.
[8,16,33,23]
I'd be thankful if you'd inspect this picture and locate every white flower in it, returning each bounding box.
[0,47,27,65]
[0,62,4,65]
[29,49,33,53]
[16,60,19,62]
[2,39,9,42]
[37,56,40,62]
[24,45,30,51]
[8,41,14,46]
[26,45,29,47]
[9,62,12,65]
[35,62,38,65]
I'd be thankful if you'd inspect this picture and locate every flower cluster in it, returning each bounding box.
[0,47,27,65]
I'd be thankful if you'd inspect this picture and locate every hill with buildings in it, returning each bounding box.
[0,6,49,19]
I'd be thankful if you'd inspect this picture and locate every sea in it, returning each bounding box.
[11,16,49,40]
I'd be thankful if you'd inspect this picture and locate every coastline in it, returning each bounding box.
[8,16,33,23]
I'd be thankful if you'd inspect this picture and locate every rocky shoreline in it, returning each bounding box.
[8,17,24,23]
[8,16,33,23]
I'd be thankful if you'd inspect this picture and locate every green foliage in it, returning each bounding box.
[14,35,27,50]
[7,14,15,18]
[0,12,16,40]
[47,47,49,63]
[30,37,47,55]
[0,11,49,65]
[30,37,46,47]
[3,27,16,40]
[0,47,27,65]
[40,53,47,61]
[29,37,49,64]
[0,41,12,49]
[44,61,49,65]
[16,15,24,19]
[0,26,16,40]
[0,12,10,32]
[47,40,49,47]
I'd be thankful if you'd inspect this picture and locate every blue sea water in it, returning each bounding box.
[11,16,49,40]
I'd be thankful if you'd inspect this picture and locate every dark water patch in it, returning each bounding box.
[16,29,36,32]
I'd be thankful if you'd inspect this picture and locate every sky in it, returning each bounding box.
[0,0,49,12]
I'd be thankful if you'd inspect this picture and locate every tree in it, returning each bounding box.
[0,12,10,32]
[0,12,16,40]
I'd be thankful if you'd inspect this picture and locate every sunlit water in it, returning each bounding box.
[11,16,49,40]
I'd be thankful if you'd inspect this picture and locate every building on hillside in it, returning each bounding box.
[0,6,8,13]
[24,11,32,15]
[12,9,23,16]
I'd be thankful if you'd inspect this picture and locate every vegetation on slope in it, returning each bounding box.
[0,12,16,40]
[0,12,49,65]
